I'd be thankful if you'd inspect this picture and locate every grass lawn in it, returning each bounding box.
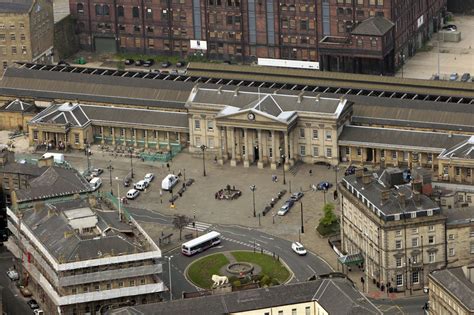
[231,251,291,284]
[187,253,230,289]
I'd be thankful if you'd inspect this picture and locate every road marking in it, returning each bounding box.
[185,221,212,232]
[216,229,247,237]
[307,264,316,274]
[254,238,268,244]
[259,235,274,240]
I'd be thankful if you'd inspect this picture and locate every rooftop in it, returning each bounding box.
[109,276,381,315]
[0,0,33,13]
[444,207,474,225]
[1,99,37,113]
[439,136,474,160]
[352,16,395,36]
[429,266,474,311]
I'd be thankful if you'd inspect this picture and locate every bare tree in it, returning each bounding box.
[172,214,191,240]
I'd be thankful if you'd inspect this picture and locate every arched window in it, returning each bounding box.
[103,4,110,16]
[132,6,139,18]
[117,5,124,17]
[95,4,102,16]
[76,3,84,14]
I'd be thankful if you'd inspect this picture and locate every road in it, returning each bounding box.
[0,247,36,315]
[371,295,428,315]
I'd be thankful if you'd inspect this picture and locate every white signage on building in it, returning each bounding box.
[190,40,207,50]
[417,15,424,28]
[257,58,320,70]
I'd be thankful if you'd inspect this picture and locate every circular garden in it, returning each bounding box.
[186,250,291,289]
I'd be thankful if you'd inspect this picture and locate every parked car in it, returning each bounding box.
[27,299,39,310]
[124,59,134,65]
[123,177,131,187]
[6,269,19,281]
[57,60,70,66]
[344,166,369,176]
[277,199,295,216]
[33,310,44,315]
[144,173,154,183]
[442,24,457,31]
[143,59,155,67]
[431,74,440,80]
[176,61,187,68]
[291,242,307,255]
[449,73,459,81]
[134,180,149,191]
[135,59,144,66]
[126,189,140,199]
[317,181,333,190]
[290,191,304,201]
[20,286,32,297]
[161,61,171,68]
[461,73,471,82]
[91,168,103,177]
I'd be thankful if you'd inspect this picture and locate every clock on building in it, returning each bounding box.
[247,112,255,121]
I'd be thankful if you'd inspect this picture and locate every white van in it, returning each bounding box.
[161,174,179,191]
[41,153,65,164]
[134,180,149,191]
[89,177,102,191]
[126,189,140,199]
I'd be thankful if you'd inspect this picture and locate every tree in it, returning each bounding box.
[319,203,337,227]
[172,214,191,240]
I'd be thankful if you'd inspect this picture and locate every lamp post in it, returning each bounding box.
[107,161,113,195]
[400,53,406,78]
[128,147,134,178]
[334,166,339,185]
[86,142,91,174]
[250,185,256,217]
[364,232,369,294]
[200,144,207,177]
[280,149,286,185]
[165,255,174,301]
[300,201,304,234]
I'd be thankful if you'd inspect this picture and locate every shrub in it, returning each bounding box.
[233,280,241,288]
[260,275,271,286]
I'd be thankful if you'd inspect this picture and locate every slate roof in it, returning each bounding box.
[429,267,474,311]
[30,103,90,127]
[439,136,474,159]
[15,166,92,202]
[339,126,469,152]
[352,16,395,36]
[2,163,46,177]
[0,0,33,13]
[444,207,474,225]
[0,67,191,109]
[1,99,36,113]
[108,277,381,315]
[21,198,147,263]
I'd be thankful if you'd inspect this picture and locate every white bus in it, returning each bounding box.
[181,231,222,256]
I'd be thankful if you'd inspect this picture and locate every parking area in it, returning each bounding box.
[396,15,474,80]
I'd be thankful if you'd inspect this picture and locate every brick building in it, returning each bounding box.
[0,0,54,73]
[69,0,446,74]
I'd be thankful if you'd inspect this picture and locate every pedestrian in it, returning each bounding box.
[309,169,313,176]
[361,277,365,284]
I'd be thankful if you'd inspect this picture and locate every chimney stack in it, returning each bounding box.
[355,168,364,179]
[398,192,406,208]
[413,191,421,206]
[381,190,390,203]
[362,174,371,184]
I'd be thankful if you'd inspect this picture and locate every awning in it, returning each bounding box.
[338,253,364,266]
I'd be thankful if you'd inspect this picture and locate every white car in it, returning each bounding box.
[134,180,149,191]
[144,173,154,183]
[126,189,140,199]
[291,242,307,255]
[6,269,19,281]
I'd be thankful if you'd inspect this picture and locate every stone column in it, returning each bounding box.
[100,126,104,144]
[112,127,116,146]
[133,129,137,147]
[123,128,127,147]
[167,131,171,150]
[230,127,237,167]
[144,130,148,148]
[257,129,264,169]
[288,130,295,166]
[284,131,290,170]
[271,130,277,170]
[243,128,249,168]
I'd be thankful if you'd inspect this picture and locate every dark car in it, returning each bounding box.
[290,191,304,201]
[143,59,155,67]
[91,168,103,177]
[344,165,357,176]
[124,59,134,65]
[27,299,39,310]
[135,59,144,66]
[161,61,171,68]
[176,61,187,68]
[317,181,333,191]
[123,177,131,187]
[461,73,471,82]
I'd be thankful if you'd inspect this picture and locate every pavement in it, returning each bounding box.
[396,15,474,80]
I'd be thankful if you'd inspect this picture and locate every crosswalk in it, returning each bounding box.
[221,236,272,255]
[185,221,213,232]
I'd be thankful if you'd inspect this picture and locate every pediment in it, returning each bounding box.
[217,108,295,125]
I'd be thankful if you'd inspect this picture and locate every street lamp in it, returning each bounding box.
[128,147,134,178]
[299,201,304,234]
[280,149,286,185]
[107,161,113,195]
[250,185,256,217]
[334,166,339,185]
[200,144,207,177]
[165,255,174,301]
[86,142,91,174]
[400,53,406,78]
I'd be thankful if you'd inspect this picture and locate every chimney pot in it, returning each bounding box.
[355,168,364,178]
[398,192,406,207]
[362,174,371,184]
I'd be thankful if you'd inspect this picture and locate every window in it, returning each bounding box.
[195,137,201,147]
[456,167,460,176]
[0,34,4,41]
[428,236,435,244]
[371,39,377,47]
[305,307,311,315]
[120,128,125,136]
[20,34,25,41]
[95,285,100,291]
[207,120,213,131]
[119,281,124,287]
[278,311,283,315]
[427,153,433,162]
[10,34,15,41]
[357,148,362,156]
[208,138,214,148]
[130,280,135,286]
[395,240,402,249]
[95,4,102,16]
[312,129,318,139]
[412,271,419,284]
[447,233,454,241]
[103,5,110,16]
[74,133,80,144]
[292,309,297,315]
[471,241,474,254]
[33,131,38,140]
[392,151,397,159]
[449,248,455,256]
[83,286,89,293]
[357,39,363,47]
[412,254,419,264]
[380,149,385,158]
[71,288,77,294]
[313,146,319,157]
[395,230,402,237]
[325,130,332,140]
[411,212,417,219]
[345,147,350,155]
[194,119,201,130]
[106,283,111,289]
[412,238,418,247]
[117,5,124,17]
[396,257,402,267]
[377,0,384,4]
[77,3,84,14]
[146,8,153,19]
[396,274,403,286]
[2,61,7,70]
[471,227,474,237]
[11,46,16,54]
[300,128,305,138]
[300,145,306,156]
[428,252,435,263]
[132,6,139,18]
[326,148,332,158]
[412,228,418,234]
[428,225,435,232]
